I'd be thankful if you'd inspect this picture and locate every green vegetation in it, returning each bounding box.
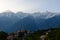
[0,28,60,40]
[25,28,60,40]
[0,31,8,40]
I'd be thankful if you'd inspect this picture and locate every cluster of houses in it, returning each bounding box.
[7,30,33,40]
[6,29,51,40]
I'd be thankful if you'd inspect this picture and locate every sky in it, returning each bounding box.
[0,0,60,13]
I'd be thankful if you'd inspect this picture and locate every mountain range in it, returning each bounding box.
[0,11,60,33]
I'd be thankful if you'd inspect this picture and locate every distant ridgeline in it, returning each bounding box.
[0,11,60,33]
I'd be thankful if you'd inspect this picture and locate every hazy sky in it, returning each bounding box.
[0,0,60,13]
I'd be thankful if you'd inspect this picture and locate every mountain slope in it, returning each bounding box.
[40,15,60,29]
[0,11,60,33]
[11,15,38,32]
